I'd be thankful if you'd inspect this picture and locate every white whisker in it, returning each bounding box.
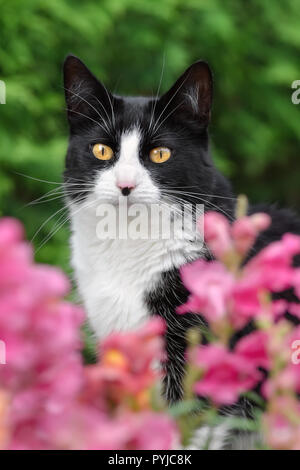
[148,54,166,134]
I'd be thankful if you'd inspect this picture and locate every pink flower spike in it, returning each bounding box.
[0,217,24,247]
[200,212,233,260]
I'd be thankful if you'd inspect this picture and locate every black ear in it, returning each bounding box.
[63,55,113,127]
[159,61,213,126]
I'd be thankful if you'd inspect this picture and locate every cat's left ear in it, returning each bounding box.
[159,61,213,126]
[63,55,113,127]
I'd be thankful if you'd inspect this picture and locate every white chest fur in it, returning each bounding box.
[70,206,201,339]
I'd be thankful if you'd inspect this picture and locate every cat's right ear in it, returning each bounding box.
[63,55,112,127]
[158,61,213,127]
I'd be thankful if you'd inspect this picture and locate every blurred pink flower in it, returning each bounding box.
[263,412,300,450]
[201,212,233,259]
[263,396,300,450]
[49,408,178,450]
[0,218,24,247]
[177,260,234,323]
[2,210,300,449]
[230,278,288,328]
[202,211,271,260]
[0,217,32,289]
[231,234,300,327]
[82,317,166,411]
[231,213,271,256]
[262,326,300,400]
[117,411,179,450]
[194,344,262,405]
[244,233,300,292]
[0,218,85,448]
[180,209,300,336]
[0,217,178,450]
[235,330,270,369]
[271,299,289,319]
[230,277,263,329]
[289,303,300,319]
[293,269,300,300]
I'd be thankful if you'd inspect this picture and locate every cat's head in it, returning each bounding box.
[63,55,216,207]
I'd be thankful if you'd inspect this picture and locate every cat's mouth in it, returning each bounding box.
[91,186,162,207]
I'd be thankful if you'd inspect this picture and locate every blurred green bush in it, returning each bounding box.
[0,0,299,271]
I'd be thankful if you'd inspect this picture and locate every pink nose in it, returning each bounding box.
[116,181,136,189]
[116,182,136,197]
[115,164,137,191]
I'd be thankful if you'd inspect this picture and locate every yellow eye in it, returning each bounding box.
[149,147,171,164]
[92,143,114,161]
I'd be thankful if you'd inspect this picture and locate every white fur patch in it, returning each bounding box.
[70,204,201,338]
[115,129,140,188]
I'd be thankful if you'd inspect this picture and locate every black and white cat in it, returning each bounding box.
[63,55,300,448]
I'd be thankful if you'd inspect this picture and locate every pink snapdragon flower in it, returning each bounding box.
[177,260,234,323]
[263,396,300,450]
[201,211,271,260]
[235,330,270,369]
[201,212,233,259]
[244,233,300,292]
[0,219,85,450]
[180,211,300,330]
[178,208,300,447]
[230,233,300,325]
[193,344,262,405]
[83,317,166,409]
[0,218,32,289]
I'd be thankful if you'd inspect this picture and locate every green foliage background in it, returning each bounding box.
[0,0,300,272]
